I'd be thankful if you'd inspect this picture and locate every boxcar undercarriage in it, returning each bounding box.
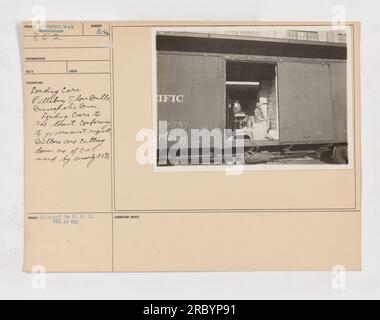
[157,142,348,166]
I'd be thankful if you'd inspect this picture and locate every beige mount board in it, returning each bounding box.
[23,21,361,272]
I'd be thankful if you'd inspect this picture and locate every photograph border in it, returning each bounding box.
[151,25,355,173]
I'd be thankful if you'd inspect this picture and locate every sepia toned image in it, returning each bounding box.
[154,27,352,168]
[20,21,360,274]
[3,0,380,302]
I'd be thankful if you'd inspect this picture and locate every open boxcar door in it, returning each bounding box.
[277,61,334,143]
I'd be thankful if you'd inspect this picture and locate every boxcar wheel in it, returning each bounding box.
[333,145,348,164]
[320,150,333,163]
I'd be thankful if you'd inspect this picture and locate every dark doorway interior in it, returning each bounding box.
[225,61,279,140]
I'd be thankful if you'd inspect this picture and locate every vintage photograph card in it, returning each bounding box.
[22,21,361,272]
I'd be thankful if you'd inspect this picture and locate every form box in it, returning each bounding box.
[24,48,110,61]
[68,60,110,74]
[24,60,110,74]
[25,61,66,74]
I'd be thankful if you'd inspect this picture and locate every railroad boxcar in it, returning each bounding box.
[156,32,348,165]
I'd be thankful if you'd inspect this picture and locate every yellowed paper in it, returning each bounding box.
[22,21,361,272]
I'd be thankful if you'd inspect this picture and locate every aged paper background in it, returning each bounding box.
[23,21,361,272]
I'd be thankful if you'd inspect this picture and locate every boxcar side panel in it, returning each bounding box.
[329,62,348,143]
[278,61,334,143]
[157,53,225,135]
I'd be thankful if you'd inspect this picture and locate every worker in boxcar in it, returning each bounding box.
[233,100,242,114]
[233,100,247,130]
[228,100,244,130]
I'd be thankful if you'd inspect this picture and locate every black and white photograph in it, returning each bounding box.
[2,0,380,303]
[154,27,353,168]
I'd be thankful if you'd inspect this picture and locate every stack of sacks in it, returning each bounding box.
[259,97,269,120]
[252,121,268,140]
